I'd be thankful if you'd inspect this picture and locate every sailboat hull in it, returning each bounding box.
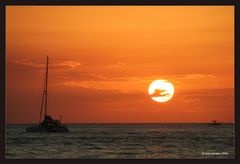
[208,123,222,126]
[26,125,69,133]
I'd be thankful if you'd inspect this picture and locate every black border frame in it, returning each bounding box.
[0,0,239,163]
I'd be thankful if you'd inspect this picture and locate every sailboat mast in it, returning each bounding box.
[39,80,46,123]
[44,56,49,118]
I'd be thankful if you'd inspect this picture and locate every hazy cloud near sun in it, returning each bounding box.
[58,73,219,92]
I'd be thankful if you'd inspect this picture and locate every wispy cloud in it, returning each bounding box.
[11,59,44,68]
[107,61,130,68]
[64,73,142,82]
[170,74,215,80]
[10,59,214,83]
[53,61,81,69]
[10,59,81,70]
[60,73,216,88]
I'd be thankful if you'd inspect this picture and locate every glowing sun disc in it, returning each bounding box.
[148,80,174,103]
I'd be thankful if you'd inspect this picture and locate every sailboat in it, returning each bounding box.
[26,56,69,133]
[208,120,222,126]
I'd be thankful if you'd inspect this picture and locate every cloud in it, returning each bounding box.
[59,73,217,89]
[10,59,214,82]
[9,59,81,70]
[11,59,44,68]
[107,61,130,68]
[52,61,81,69]
[62,73,143,82]
[150,89,170,97]
[170,74,215,80]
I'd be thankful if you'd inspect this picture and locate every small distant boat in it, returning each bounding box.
[26,56,69,133]
[208,120,222,126]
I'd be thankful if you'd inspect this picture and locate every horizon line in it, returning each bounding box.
[6,122,234,125]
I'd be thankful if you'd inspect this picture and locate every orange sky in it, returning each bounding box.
[6,6,234,123]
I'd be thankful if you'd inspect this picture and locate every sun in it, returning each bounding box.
[148,80,174,103]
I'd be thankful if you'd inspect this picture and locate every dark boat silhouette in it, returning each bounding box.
[26,56,69,133]
[208,120,222,126]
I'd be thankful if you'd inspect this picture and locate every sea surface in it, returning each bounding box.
[6,124,235,159]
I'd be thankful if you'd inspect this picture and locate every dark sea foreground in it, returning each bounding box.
[6,124,235,159]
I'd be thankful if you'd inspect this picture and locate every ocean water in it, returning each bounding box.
[6,124,235,159]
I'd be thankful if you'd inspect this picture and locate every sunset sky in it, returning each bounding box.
[6,6,234,123]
